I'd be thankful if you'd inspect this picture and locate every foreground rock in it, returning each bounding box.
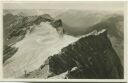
[24,30,123,79]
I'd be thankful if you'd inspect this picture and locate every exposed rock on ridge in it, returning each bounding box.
[25,30,123,79]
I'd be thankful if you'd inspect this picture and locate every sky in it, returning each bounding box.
[3,1,125,17]
[3,1,125,10]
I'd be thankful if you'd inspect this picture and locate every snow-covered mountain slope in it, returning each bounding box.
[21,29,123,79]
[4,22,79,78]
[3,13,57,62]
[3,11,124,79]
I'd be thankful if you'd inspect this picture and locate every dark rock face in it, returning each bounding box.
[46,30,123,79]
[82,16,124,65]
[33,14,54,25]
[3,45,18,63]
[51,19,62,28]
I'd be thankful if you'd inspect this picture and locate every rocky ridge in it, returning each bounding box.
[23,29,123,79]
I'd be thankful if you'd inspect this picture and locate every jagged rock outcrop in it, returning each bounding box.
[24,30,123,79]
[51,19,62,28]
[32,14,54,25]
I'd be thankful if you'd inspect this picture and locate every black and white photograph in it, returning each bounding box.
[2,1,126,80]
